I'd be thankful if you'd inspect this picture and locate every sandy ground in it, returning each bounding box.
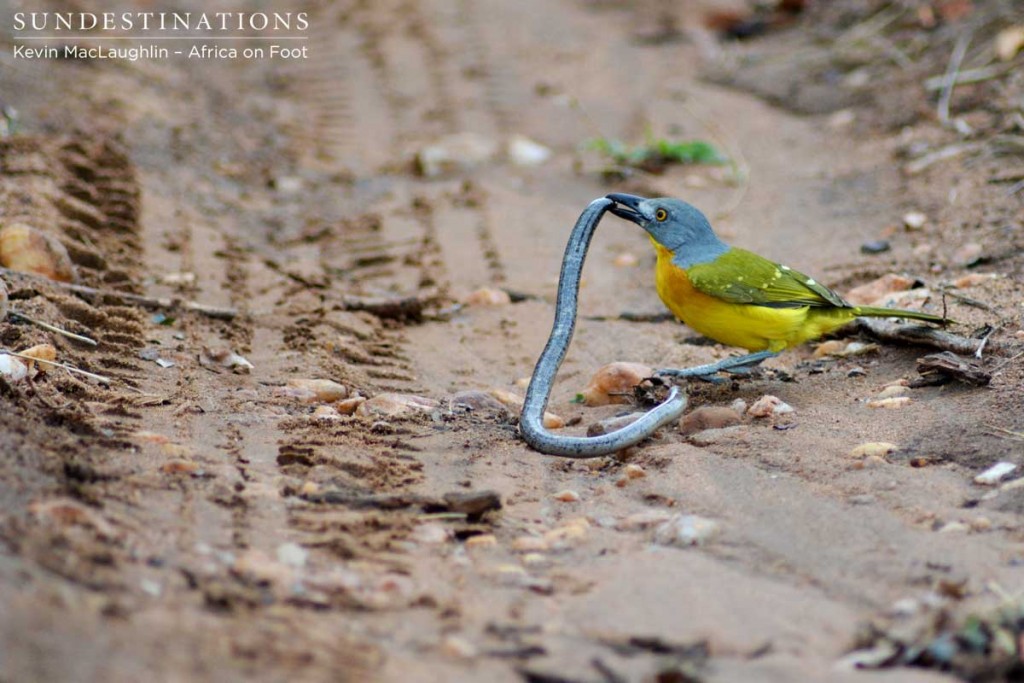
[1,1,1023,681]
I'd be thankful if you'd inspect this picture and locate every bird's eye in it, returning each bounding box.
[655,208,668,222]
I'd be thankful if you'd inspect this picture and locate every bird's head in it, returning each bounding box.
[606,193,727,267]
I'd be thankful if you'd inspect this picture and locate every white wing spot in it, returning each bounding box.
[781,265,791,271]
[737,276,744,282]
[806,278,816,286]
[774,269,781,278]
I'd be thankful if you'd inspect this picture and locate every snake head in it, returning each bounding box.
[605,193,651,225]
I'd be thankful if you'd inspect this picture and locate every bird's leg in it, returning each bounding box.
[656,350,779,383]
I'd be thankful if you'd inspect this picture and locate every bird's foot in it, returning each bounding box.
[656,350,779,383]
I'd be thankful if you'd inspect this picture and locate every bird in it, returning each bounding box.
[605,193,948,379]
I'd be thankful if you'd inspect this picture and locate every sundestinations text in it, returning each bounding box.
[13,12,309,32]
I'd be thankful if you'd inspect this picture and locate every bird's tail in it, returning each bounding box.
[853,306,948,325]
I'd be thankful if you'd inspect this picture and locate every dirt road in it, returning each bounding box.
[2,1,1023,681]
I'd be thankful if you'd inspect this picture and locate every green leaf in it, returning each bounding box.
[586,136,726,168]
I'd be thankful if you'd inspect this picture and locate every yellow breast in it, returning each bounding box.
[652,244,847,352]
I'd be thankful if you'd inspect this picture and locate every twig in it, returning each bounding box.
[0,267,238,320]
[7,310,98,346]
[975,326,997,359]
[937,33,971,128]
[0,349,111,385]
[904,142,981,175]
[936,286,998,314]
[985,425,1024,441]
[991,349,1024,374]
[924,63,1014,91]
[857,318,990,356]
[341,292,437,322]
[869,34,913,70]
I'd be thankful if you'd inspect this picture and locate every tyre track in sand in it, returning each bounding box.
[2,1,1022,682]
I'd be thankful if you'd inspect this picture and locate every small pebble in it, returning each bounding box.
[847,367,867,378]
[970,517,993,532]
[579,362,653,407]
[335,396,366,414]
[412,523,451,545]
[553,489,580,503]
[140,579,162,598]
[864,455,887,468]
[688,425,744,446]
[613,252,639,268]
[849,442,898,459]
[543,412,566,430]
[544,523,587,545]
[874,385,910,400]
[276,542,309,568]
[974,461,1017,486]
[415,132,499,177]
[0,355,29,382]
[299,481,320,496]
[729,398,748,414]
[440,635,478,659]
[828,109,856,128]
[938,521,970,534]
[507,135,552,166]
[511,536,549,553]
[1000,477,1024,492]
[849,494,876,505]
[450,391,508,415]
[488,388,563,427]
[867,397,911,409]
[861,239,891,255]
[28,498,117,538]
[160,459,199,474]
[587,413,643,437]
[312,405,341,421]
[616,510,673,531]
[623,464,646,480]
[679,406,742,435]
[890,598,920,617]
[357,393,439,417]
[0,223,77,282]
[813,340,846,358]
[465,534,498,549]
[200,347,253,373]
[846,274,916,306]
[281,378,348,403]
[953,242,983,268]
[465,287,511,307]
[653,514,720,548]
[521,553,549,568]
[491,564,528,582]
[953,273,998,288]
[747,395,794,418]
[134,431,171,444]
[902,211,927,230]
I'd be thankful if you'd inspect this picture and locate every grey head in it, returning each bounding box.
[606,193,728,268]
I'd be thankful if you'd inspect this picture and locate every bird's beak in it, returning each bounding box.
[605,193,648,224]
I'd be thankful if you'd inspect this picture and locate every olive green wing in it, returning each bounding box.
[686,248,849,309]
